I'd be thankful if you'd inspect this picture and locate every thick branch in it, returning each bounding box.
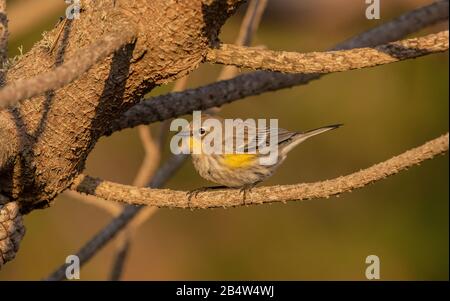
[107,1,269,279]
[0,28,136,108]
[0,0,244,209]
[72,133,449,209]
[107,1,449,134]
[206,31,449,73]
[108,1,269,280]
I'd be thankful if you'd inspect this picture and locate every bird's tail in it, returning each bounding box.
[281,124,343,155]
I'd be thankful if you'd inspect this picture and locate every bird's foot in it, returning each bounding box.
[239,183,257,205]
[186,186,227,208]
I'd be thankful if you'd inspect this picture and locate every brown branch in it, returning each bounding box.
[46,153,187,281]
[217,0,268,81]
[237,0,267,46]
[108,126,161,280]
[206,31,449,73]
[72,133,449,209]
[64,190,122,215]
[107,75,191,280]
[107,1,270,279]
[50,0,263,275]
[108,239,131,281]
[133,126,162,187]
[43,1,448,280]
[1,1,244,209]
[108,2,270,279]
[107,0,449,134]
[0,27,136,109]
[66,122,163,280]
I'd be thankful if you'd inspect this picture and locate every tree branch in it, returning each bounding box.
[107,1,270,279]
[44,2,448,279]
[217,0,268,81]
[46,154,187,281]
[206,31,449,73]
[0,27,136,109]
[107,124,162,280]
[335,0,449,50]
[72,133,448,209]
[107,1,270,280]
[0,0,244,210]
[107,0,449,134]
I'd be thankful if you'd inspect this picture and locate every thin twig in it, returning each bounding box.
[208,0,268,115]
[72,134,449,209]
[46,154,188,281]
[0,27,136,108]
[47,2,448,280]
[206,31,449,74]
[108,76,190,280]
[107,0,449,134]
[53,0,269,279]
[133,126,162,187]
[217,0,268,81]
[49,18,68,54]
[108,126,161,280]
[64,190,122,216]
[107,1,269,279]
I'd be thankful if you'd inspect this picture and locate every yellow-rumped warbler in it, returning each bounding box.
[178,114,342,200]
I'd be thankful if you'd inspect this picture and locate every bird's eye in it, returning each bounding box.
[199,128,206,136]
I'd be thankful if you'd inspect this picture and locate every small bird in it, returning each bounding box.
[179,114,342,201]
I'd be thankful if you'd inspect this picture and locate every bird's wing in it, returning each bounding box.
[228,120,297,153]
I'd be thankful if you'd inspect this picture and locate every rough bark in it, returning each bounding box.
[0,0,446,274]
[206,31,449,73]
[0,28,136,108]
[0,200,25,268]
[0,0,243,212]
[107,1,450,134]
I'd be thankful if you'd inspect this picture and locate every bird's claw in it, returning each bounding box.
[186,187,211,208]
[239,184,256,205]
[186,185,255,208]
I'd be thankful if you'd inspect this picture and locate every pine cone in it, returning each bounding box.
[0,200,26,269]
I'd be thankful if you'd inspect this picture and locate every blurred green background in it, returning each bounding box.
[1,0,448,280]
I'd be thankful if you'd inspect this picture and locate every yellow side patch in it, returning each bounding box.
[188,137,202,153]
[222,154,257,168]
